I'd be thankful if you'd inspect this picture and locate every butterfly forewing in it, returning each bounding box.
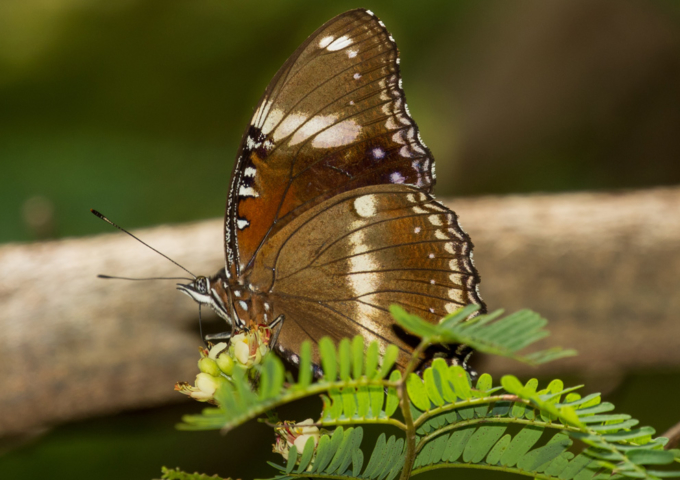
[250,184,483,368]
[225,9,435,277]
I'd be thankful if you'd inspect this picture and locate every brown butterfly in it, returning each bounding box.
[177,8,485,371]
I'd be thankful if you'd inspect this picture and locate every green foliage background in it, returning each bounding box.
[1,1,680,479]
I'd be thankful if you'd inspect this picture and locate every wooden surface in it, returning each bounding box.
[1,187,679,436]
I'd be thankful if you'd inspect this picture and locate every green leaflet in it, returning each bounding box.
[369,435,396,479]
[384,439,405,480]
[432,359,456,403]
[544,452,575,477]
[558,452,594,480]
[319,337,337,382]
[385,370,401,417]
[352,448,364,477]
[362,433,386,479]
[342,386,357,419]
[327,387,343,421]
[357,385,370,418]
[476,373,493,392]
[352,336,364,380]
[368,384,383,419]
[310,432,334,474]
[500,426,543,467]
[463,425,508,463]
[161,467,232,480]
[285,445,298,474]
[365,342,379,379]
[486,433,511,465]
[389,305,440,339]
[444,426,476,462]
[407,373,430,411]
[377,345,399,379]
[297,341,312,389]
[428,434,449,465]
[380,437,405,480]
[449,365,471,399]
[339,338,352,381]
[325,427,350,474]
[295,436,316,473]
[423,368,445,407]
[627,449,677,466]
[335,428,363,475]
[517,432,572,472]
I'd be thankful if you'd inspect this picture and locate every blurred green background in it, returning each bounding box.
[2,0,680,479]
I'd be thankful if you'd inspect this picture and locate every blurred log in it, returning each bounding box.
[1,187,679,436]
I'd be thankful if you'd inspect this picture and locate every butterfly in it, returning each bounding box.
[177,8,485,371]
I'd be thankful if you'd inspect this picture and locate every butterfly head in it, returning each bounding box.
[177,269,234,327]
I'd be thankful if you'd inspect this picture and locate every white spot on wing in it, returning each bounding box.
[327,35,353,51]
[311,119,360,148]
[319,36,334,48]
[273,113,307,142]
[239,185,259,197]
[246,136,261,150]
[354,195,378,218]
[261,107,284,135]
[237,218,249,230]
[428,215,442,226]
[244,166,256,177]
[347,229,379,296]
[353,72,362,80]
[390,172,405,183]
[372,147,385,159]
[348,49,357,58]
[290,114,337,145]
[239,300,248,311]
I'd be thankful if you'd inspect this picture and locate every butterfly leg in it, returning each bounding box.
[204,331,232,343]
[267,314,285,350]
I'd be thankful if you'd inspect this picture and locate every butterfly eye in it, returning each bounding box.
[196,276,208,294]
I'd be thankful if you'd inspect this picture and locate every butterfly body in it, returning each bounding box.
[179,9,485,370]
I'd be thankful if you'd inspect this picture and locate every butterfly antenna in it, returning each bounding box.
[91,209,196,279]
[97,274,194,281]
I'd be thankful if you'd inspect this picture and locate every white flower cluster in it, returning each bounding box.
[272,419,321,462]
[175,325,272,403]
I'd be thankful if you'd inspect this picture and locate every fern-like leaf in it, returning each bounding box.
[390,305,576,365]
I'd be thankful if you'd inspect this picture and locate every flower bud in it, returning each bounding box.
[208,342,228,360]
[198,357,220,376]
[216,351,234,375]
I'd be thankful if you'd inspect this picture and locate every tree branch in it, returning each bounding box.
[2,187,679,436]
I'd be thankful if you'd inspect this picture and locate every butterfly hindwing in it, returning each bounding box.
[250,184,483,368]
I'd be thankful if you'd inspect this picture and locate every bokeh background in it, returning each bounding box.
[1,1,679,479]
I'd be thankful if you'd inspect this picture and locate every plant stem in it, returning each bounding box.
[397,341,428,480]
